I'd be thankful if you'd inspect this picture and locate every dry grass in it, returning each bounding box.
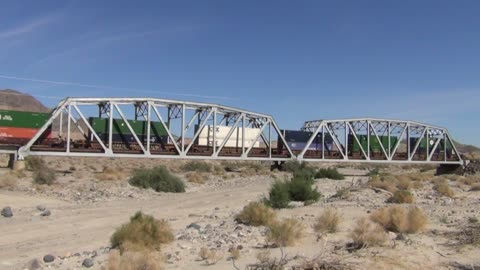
[235,202,277,227]
[229,247,241,260]
[111,212,174,252]
[266,218,305,247]
[314,208,342,233]
[198,247,223,265]
[396,175,413,190]
[387,190,415,204]
[107,249,164,270]
[433,179,455,198]
[350,217,388,248]
[470,183,480,191]
[370,206,428,233]
[368,175,397,193]
[332,187,351,200]
[186,172,206,184]
[0,173,17,189]
[96,166,123,181]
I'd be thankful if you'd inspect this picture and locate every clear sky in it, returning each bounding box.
[0,1,479,146]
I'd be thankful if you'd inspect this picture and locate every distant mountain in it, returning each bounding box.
[0,89,50,113]
[454,141,480,160]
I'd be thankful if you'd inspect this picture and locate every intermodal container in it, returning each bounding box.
[0,127,52,139]
[0,110,51,128]
[279,130,333,151]
[95,133,168,144]
[89,117,168,137]
[349,135,398,153]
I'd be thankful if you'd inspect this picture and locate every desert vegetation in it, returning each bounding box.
[350,217,388,248]
[25,156,57,185]
[315,168,345,180]
[314,208,342,233]
[129,166,185,193]
[370,205,428,234]
[235,201,277,227]
[266,218,305,247]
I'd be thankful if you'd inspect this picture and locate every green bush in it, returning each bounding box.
[129,166,185,193]
[315,168,345,180]
[111,211,174,252]
[182,161,211,172]
[265,180,291,209]
[288,177,321,202]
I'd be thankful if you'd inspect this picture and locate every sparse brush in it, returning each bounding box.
[387,190,415,204]
[240,168,257,177]
[368,175,397,193]
[33,167,56,185]
[314,208,342,233]
[111,211,174,252]
[96,166,122,181]
[182,161,211,172]
[433,180,455,198]
[0,173,17,189]
[129,166,185,193]
[198,247,223,265]
[332,187,351,200]
[186,172,205,184]
[235,201,277,227]
[470,183,480,191]
[229,247,241,260]
[266,218,304,247]
[107,249,164,270]
[315,168,345,180]
[350,217,388,248]
[396,175,413,190]
[370,206,427,233]
[25,156,45,171]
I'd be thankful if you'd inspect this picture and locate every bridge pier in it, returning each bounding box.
[436,164,463,175]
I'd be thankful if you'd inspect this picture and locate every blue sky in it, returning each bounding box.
[0,1,479,146]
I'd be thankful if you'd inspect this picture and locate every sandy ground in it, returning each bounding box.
[0,157,479,270]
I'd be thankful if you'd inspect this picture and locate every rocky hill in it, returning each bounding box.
[0,89,51,113]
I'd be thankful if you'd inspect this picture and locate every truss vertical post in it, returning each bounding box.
[322,125,325,160]
[345,122,348,159]
[242,114,246,154]
[109,102,113,152]
[426,128,430,160]
[66,104,71,153]
[147,103,151,153]
[181,104,185,154]
[213,109,217,154]
[407,124,411,161]
[367,121,370,159]
[388,121,391,159]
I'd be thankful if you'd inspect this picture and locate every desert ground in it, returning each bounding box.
[0,156,479,270]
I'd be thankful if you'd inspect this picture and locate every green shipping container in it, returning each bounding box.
[89,117,168,137]
[0,110,51,129]
[350,135,398,154]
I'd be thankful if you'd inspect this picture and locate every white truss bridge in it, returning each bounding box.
[15,97,462,165]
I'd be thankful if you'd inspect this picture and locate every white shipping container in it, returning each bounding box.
[196,125,262,148]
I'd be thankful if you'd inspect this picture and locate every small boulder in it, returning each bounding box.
[1,206,13,218]
[82,258,94,268]
[36,205,46,211]
[40,210,51,217]
[43,254,55,263]
[187,223,201,230]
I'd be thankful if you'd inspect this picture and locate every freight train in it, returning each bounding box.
[0,110,455,160]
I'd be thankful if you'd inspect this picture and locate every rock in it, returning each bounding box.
[396,233,406,241]
[388,231,397,240]
[1,206,13,217]
[40,210,51,217]
[36,205,46,211]
[43,254,55,263]
[187,223,201,230]
[82,258,94,268]
[24,258,41,270]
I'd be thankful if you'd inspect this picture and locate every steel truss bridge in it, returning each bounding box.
[16,97,462,165]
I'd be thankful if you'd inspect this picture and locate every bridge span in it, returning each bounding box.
[15,97,462,165]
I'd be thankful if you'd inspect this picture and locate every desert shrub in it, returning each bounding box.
[96,166,122,181]
[470,183,480,191]
[107,250,163,270]
[229,246,241,260]
[235,201,277,227]
[251,250,290,270]
[0,173,17,189]
[433,180,454,198]
[182,161,211,172]
[367,168,381,176]
[396,175,413,190]
[265,180,291,209]
[368,175,397,193]
[315,168,345,180]
[284,160,304,172]
[387,190,415,204]
[198,247,223,265]
[267,218,304,247]
[350,217,388,248]
[332,187,351,200]
[314,208,342,233]
[370,206,427,233]
[33,167,56,185]
[186,172,205,184]
[292,167,316,183]
[111,211,174,252]
[25,156,45,171]
[129,166,185,193]
[287,176,321,202]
